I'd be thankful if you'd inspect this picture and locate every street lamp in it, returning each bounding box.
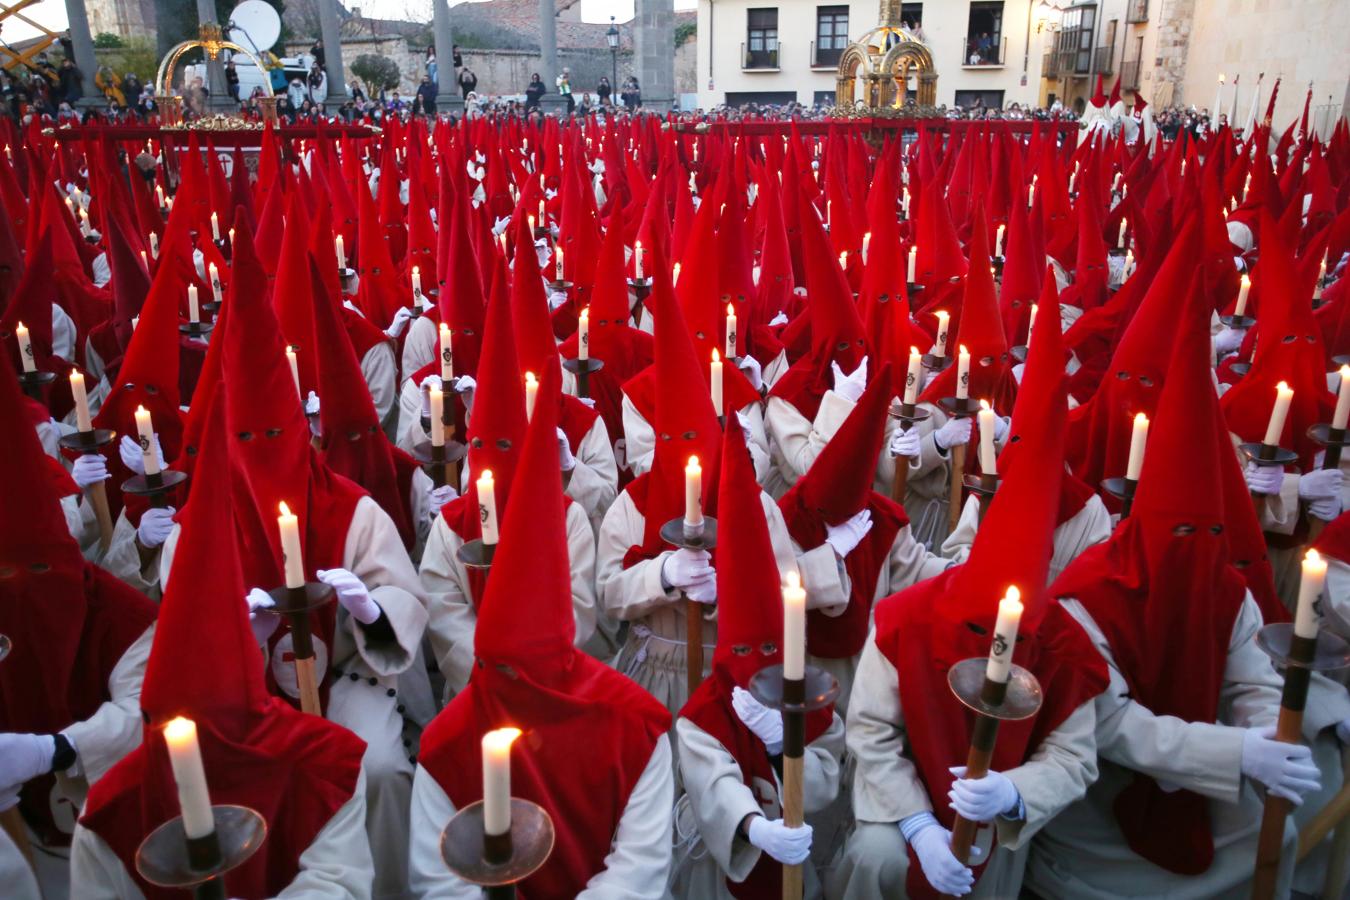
[606,16,620,97]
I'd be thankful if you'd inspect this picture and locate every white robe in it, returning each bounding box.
[407,735,675,899]
[0,828,39,900]
[69,769,375,899]
[941,492,1113,584]
[400,314,437,383]
[620,393,772,486]
[362,341,398,434]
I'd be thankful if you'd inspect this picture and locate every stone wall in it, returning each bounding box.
[287,36,429,95]
[1149,0,1196,109]
[86,0,157,41]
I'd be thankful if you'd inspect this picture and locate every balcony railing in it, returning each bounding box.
[962,35,1007,67]
[1126,0,1149,23]
[1120,59,1141,89]
[1094,45,1114,75]
[810,41,845,69]
[742,40,781,71]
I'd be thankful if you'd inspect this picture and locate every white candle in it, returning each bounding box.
[1118,218,1128,249]
[538,199,546,223]
[1263,381,1294,446]
[902,187,911,217]
[634,241,645,280]
[335,235,346,269]
[783,570,806,679]
[711,350,724,416]
[672,262,681,285]
[725,304,738,359]
[78,208,90,237]
[578,307,590,361]
[1295,550,1327,639]
[527,214,536,234]
[439,324,454,381]
[1124,248,1134,273]
[524,371,538,421]
[477,471,499,544]
[1126,412,1149,481]
[482,727,521,837]
[955,345,971,400]
[286,346,300,396]
[862,231,872,264]
[987,586,1023,684]
[555,247,565,282]
[156,185,166,209]
[1334,365,1350,430]
[188,284,200,323]
[163,717,215,840]
[684,456,703,527]
[977,401,997,475]
[1235,274,1251,317]
[149,232,159,258]
[827,200,833,231]
[15,321,34,372]
[429,385,445,447]
[210,211,220,241]
[1026,303,1038,347]
[994,224,1005,258]
[277,501,304,587]
[934,311,949,358]
[1028,177,1037,208]
[412,265,422,298]
[208,263,222,305]
[904,346,922,405]
[907,245,918,283]
[68,371,92,432]
[228,227,235,248]
[1315,254,1328,301]
[134,405,160,476]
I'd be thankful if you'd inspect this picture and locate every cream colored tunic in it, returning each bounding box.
[69,769,375,899]
[1026,595,1297,899]
[407,735,675,899]
[941,492,1113,583]
[361,341,398,434]
[401,314,438,383]
[672,714,844,900]
[0,827,39,900]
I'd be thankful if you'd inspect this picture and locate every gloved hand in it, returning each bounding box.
[491,215,512,236]
[831,356,869,403]
[661,548,716,603]
[577,396,596,409]
[1244,462,1284,496]
[305,390,321,417]
[990,414,1011,442]
[732,686,784,753]
[890,426,921,458]
[1241,725,1322,804]
[420,374,443,417]
[427,484,458,520]
[1234,256,1247,272]
[137,506,176,548]
[120,433,165,475]
[0,733,55,790]
[534,240,551,269]
[547,290,568,311]
[934,416,973,451]
[556,427,576,472]
[245,588,279,645]
[1300,469,1343,520]
[768,311,789,327]
[747,816,812,865]
[385,306,414,338]
[317,568,381,625]
[738,355,763,392]
[453,375,477,396]
[826,509,874,559]
[906,816,980,896]
[948,766,1021,823]
[71,453,109,489]
[1214,326,1247,356]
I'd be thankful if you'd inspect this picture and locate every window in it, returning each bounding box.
[954,89,1005,110]
[1096,18,1117,74]
[724,90,797,108]
[745,8,780,69]
[901,2,924,31]
[812,90,837,107]
[814,6,849,67]
[965,1,1005,65]
[1054,4,1097,75]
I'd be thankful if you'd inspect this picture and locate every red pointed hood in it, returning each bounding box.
[104,210,152,351]
[272,189,320,396]
[437,187,486,379]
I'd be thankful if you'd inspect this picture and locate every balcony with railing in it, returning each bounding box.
[1094,45,1114,75]
[962,35,1008,68]
[1126,0,1149,23]
[742,40,781,71]
[811,41,844,69]
[1119,59,1141,89]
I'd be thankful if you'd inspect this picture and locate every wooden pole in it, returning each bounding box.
[1318,748,1350,899]
[86,480,114,555]
[287,586,323,716]
[780,671,807,900]
[948,687,1003,867]
[1305,425,1344,544]
[948,442,967,533]
[685,598,703,698]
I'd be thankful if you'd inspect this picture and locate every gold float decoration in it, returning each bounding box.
[834,0,938,114]
[154,24,276,127]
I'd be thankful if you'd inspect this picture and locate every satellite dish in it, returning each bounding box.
[228,0,282,54]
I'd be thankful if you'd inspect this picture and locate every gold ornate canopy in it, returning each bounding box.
[154,24,277,127]
[833,0,938,115]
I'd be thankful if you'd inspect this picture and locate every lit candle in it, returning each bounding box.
[1243,173,1252,199]
[134,405,160,476]
[477,471,499,544]
[156,185,166,209]
[15,321,34,373]
[1112,171,1123,192]
[1314,254,1328,301]
[335,235,347,269]
[1028,176,1037,208]
[163,717,215,840]
[1026,303,1038,347]
[1334,366,1350,430]
[987,586,1023,684]
[1126,412,1149,481]
[710,349,724,417]
[555,246,565,281]
[210,211,220,241]
[994,224,1005,257]
[70,371,92,432]
[907,245,918,283]
[1234,274,1251,317]
[482,727,521,837]
[149,231,159,258]
[934,311,950,358]
[725,304,738,359]
[672,262,681,285]
[1118,218,1128,250]
[902,187,911,217]
[578,307,590,361]
[439,323,454,381]
[188,284,200,323]
[528,214,536,234]
[524,371,538,421]
[208,263,222,305]
[977,400,997,475]
[286,346,300,395]
[904,346,922,405]
[412,265,422,297]
[827,200,833,231]
[862,231,872,264]
[277,501,304,587]
[1263,381,1294,447]
[684,455,703,527]
[955,345,971,400]
[228,227,235,248]
[783,571,806,680]
[538,198,546,223]
[429,385,445,446]
[634,241,645,280]
[78,208,90,237]
[1124,248,1134,272]
[1295,550,1327,639]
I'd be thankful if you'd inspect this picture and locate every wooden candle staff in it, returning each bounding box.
[0,633,38,881]
[661,456,718,699]
[266,502,335,717]
[1241,382,1298,523]
[890,349,930,505]
[60,371,116,555]
[1304,367,1350,542]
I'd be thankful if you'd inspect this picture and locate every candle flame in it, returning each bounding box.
[278,500,292,516]
[135,404,148,415]
[1002,585,1023,611]
[164,716,196,741]
[440,323,451,336]
[1134,412,1149,426]
[910,345,921,355]
[1339,365,1350,378]
[480,469,494,481]
[1241,273,1250,287]
[979,399,991,411]
[712,349,721,363]
[482,727,522,752]
[1307,548,1323,564]
[412,265,419,275]
[580,306,589,321]
[16,320,25,330]
[727,302,735,315]
[935,310,948,320]
[1276,380,1291,393]
[687,455,700,469]
[784,570,801,591]
[959,344,969,355]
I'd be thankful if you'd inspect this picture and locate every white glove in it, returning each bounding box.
[732,686,783,754]
[305,391,320,417]
[947,766,1021,823]
[119,433,165,475]
[556,427,576,472]
[738,355,763,391]
[1214,326,1247,356]
[420,374,444,417]
[825,509,873,559]
[317,568,381,625]
[71,453,109,488]
[890,426,921,458]
[1300,468,1343,511]
[136,506,176,548]
[768,311,789,326]
[1241,725,1321,804]
[385,306,414,338]
[906,817,980,896]
[934,416,973,451]
[245,587,279,645]
[427,484,458,519]
[547,290,568,310]
[1234,256,1247,272]
[577,396,596,409]
[0,733,56,790]
[453,375,476,395]
[534,240,551,269]
[1244,462,1284,496]
[747,816,812,865]
[661,548,716,602]
[491,215,512,236]
[830,356,869,403]
[990,414,1011,442]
